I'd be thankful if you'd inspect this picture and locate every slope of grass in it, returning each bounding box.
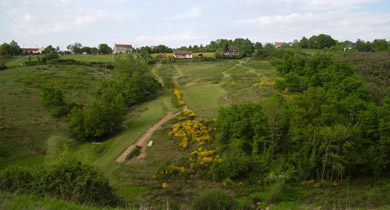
[0,65,103,161]
[181,82,227,118]
[0,192,135,210]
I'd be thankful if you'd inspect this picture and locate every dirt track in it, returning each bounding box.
[115,112,179,163]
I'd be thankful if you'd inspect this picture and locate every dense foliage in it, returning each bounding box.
[299,34,337,49]
[114,55,161,105]
[0,155,121,207]
[69,87,126,141]
[334,52,390,103]
[212,54,390,184]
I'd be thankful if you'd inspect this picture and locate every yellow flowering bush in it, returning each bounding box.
[183,109,197,119]
[173,88,185,106]
[259,81,276,90]
[189,147,222,168]
[168,120,213,148]
[170,165,186,176]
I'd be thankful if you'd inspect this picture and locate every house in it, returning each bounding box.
[344,43,356,52]
[113,44,133,54]
[174,51,192,58]
[22,48,43,54]
[224,45,238,56]
[274,42,286,48]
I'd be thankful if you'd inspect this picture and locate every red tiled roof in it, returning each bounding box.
[275,42,286,47]
[115,44,133,48]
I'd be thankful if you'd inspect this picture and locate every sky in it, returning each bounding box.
[0,0,389,49]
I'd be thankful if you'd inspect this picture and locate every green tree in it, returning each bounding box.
[98,43,112,54]
[299,36,308,48]
[372,39,388,51]
[42,45,56,54]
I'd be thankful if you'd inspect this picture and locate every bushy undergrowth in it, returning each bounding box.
[126,145,142,160]
[0,155,121,207]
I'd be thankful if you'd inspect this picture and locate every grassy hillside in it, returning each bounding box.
[2,54,389,209]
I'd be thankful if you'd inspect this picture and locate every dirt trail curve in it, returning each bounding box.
[116,112,180,163]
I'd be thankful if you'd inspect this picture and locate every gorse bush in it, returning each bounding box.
[191,189,235,210]
[0,155,121,207]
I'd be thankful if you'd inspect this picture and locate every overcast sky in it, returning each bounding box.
[0,0,389,49]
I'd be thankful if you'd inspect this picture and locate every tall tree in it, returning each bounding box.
[98,43,112,54]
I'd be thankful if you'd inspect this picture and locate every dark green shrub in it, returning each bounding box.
[209,149,253,181]
[126,145,142,160]
[191,189,235,210]
[40,83,66,108]
[0,64,7,71]
[68,88,126,141]
[274,79,287,91]
[49,105,69,118]
[0,166,35,193]
[40,83,69,117]
[44,52,59,60]
[0,156,121,207]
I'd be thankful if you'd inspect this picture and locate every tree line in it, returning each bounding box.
[209,53,390,184]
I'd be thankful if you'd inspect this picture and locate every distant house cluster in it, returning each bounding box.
[113,44,133,54]
[22,48,44,54]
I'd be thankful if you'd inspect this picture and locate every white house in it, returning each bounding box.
[113,44,133,54]
[174,51,192,58]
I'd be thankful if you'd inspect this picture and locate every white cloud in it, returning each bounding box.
[136,31,207,42]
[233,11,390,42]
[168,7,202,20]
[243,0,378,12]
[74,9,105,26]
